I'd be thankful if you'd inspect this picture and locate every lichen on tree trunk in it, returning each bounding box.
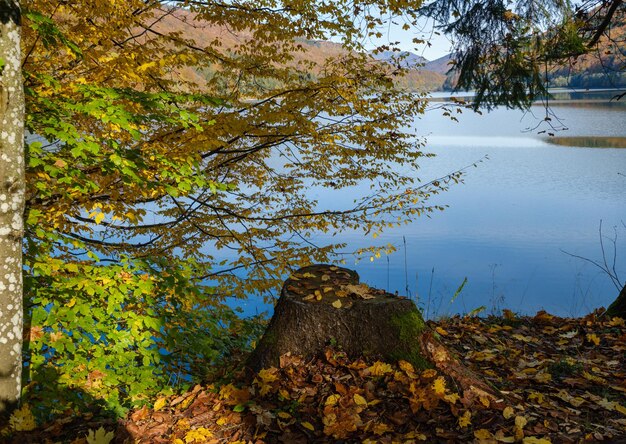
[0,0,25,416]
[248,264,504,409]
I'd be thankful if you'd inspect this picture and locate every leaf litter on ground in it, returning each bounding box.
[7,309,626,443]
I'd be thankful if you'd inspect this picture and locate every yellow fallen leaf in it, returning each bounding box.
[435,326,448,336]
[398,360,415,375]
[503,309,516,320]
[421,369,438,379]
[534,371,552,383]
[586,333,600,346]
[325,394,341,406]
[458,410,471,428]
[432,376,446,395]
[523,438,552,444]
[616,404,626,416]
[86,426,115,444]
[153,397,167,412]
[503,406,515,419]
[277,411,291,419]
[372,422,391,435]
[474,429,493,439]
[354,393,368,406]
[368,361,393,376]
[184,427,213,443]
[528,391,545,404]
[444,393,460,404]
[332,299,342,309]
[479,395,491,407]
[515,415,528,429]
[9,404,36,432]
[301,421,315,431]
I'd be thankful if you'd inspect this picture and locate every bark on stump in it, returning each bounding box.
[248,264,503,408]
[606,282,626,319]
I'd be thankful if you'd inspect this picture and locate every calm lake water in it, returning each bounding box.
[236,93,626,319]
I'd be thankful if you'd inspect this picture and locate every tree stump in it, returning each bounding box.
[247,264,504,408]
[606,282,626,319]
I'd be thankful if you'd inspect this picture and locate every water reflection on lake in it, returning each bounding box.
[233,96,626,319]
[311,98,626,319]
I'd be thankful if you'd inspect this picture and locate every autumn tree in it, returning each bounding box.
[421,0,625,109]
[0,0,25,416]
[17,0,465,419]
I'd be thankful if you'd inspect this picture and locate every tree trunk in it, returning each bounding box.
[0,0,25,416]
[606,282,626,319]
[248,264,503,408]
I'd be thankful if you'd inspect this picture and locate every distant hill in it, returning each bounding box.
[369,50,429,68]
[424,54,454,75]
[151,9,446,92]
[429,23,626,92]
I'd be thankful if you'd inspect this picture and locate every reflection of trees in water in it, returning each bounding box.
[545,136,626,148]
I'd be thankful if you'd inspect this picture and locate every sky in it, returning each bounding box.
[363,16,453,61]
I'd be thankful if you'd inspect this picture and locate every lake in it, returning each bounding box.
[235,92,626,319]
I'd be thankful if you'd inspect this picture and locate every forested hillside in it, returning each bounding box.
[153,8,446,92]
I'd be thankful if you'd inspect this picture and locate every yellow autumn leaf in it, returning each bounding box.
[528,391,545,404]
[435,326,448,336]
[474,429,494,439]
[332,299,342,309]
[153,397,167,412]
[586,333,600,346]
[257,367,279,384]
[444,393,460,404]
[301,421,315,431]
[523,438,552,444]
[368,361,393,376]
[398,360,415,375]
[458,410,471,428]
[421,369,438,379]
[353,393,368,406]
[479,395,491,407]
[372,422,391,435]
[503,406,515,419]
[94,212,105,224]
[432,376,447,395]
[277,411,292,419]
[184,427,213,443]
[325,394,341,406]
[515,415,528,429]
[85,426,115,444]
[616,404,626,416]
[9,404,36,432]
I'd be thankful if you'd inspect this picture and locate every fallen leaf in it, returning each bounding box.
[153,397,167,412]
[458,410,471,428]
[503,406,515,419]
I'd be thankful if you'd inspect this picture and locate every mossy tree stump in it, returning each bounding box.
[606,282,626,319]
[248,264,503,408]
